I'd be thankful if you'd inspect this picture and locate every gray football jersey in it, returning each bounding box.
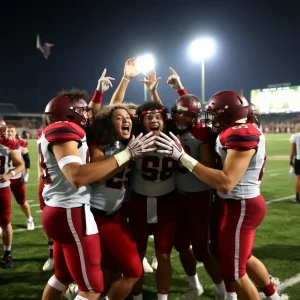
[131,151,175,197]
[39,122,91,208]
[175,125,211,193]
[91,141,132,213]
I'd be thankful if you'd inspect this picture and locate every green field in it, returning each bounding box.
[0,134,299,299]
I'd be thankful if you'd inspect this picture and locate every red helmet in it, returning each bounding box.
[44,94,93,128]
[0,119,7,137]
[248,103,260,126]
[171,94,201,130]
[205,91,249,130]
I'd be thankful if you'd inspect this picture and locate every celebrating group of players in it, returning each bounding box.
[0,58,289,300]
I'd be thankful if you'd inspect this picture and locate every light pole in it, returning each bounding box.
[135,54,155,102]
[189,38,215,103]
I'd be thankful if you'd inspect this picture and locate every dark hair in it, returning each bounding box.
[58,88,89,101]
[136,101,168,121]
[91,104,132,145]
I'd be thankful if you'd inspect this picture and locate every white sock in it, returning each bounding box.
[27,216,33,221]
[268,292,280,300]
[215,281,226,293]
[4,245,11,251]
[133,293,143,300]
[157,293,168,300]
[74,296,88,300]
[226,292,238,300]
[188,274,201,289]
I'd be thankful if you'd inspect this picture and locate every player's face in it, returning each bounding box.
[6,127,16,139]
[174,111,195,130]
[111,109,132,140]
[143,112,164,135]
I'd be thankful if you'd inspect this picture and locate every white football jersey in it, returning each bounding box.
[175,123,211,192]
[216,123,266,200]
[290,133,300,160]
[0,137,15,188]
[39,122,91,208]
[10,139,27,179]
[131,151,175,197]
[91,141,132,213]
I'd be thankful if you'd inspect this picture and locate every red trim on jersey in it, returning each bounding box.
[177,88,188,96]
[190,122,211,143]
[44,122,85,144]
[220,124,261,151]
[18,139,28,148]
[91,90,104,104]
[0,137,20,150]
[37,129,43,140]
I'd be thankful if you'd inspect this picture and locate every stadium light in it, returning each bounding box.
[189,37,215,103]
[136,54,155,102]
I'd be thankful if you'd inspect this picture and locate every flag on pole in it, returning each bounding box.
[36,34,54,59]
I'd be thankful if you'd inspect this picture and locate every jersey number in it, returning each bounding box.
[141,156,174,181]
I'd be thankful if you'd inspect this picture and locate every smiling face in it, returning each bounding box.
[6,126,17,140]
[142,112,164,136]
[111,108,132,140]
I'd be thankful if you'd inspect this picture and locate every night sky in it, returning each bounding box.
[1,0,299,113]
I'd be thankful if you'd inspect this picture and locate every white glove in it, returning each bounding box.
[114,132,157,166]
[156,132,198,172]
[167,67,184,90]
[156,132,185,160]
[289,167,295,179]
[96,68,115,92]
[24,173,29,184]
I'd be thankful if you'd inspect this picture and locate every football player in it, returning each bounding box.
[170,94,226,299]
[89,104,155,299]
[0,119,25,269]
[156,91,288,300]
[40,90,155,300]
[128,102,176,300]
[6,124,34,230]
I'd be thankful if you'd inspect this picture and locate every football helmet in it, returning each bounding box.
[248,103,260,127]
[44,94,93,128]
[171,94,201,130]
[204,91,249,130]
[0,119,7,137]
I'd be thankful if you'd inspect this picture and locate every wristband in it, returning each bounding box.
[177,88,187,96]
[114,149,131,167]
[91,90,103,104]
[122,77,130,82]
[180,153,198,172]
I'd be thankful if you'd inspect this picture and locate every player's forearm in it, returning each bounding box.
[181,154,230,193]
[150,90,163,105]
[89,90,103,116]
[11,162,25,176]
[66,157,122,188]
[110,78,130,105]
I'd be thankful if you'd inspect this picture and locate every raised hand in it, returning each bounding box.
[124,57,140,80]
[155,132,185,161]
[96,68,115,92]
[140,68,161,92]
[127,132,157,159]
[167,67,184,90]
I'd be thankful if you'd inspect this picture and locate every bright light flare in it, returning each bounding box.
[189,38,215,61]
[135,54,155,73]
